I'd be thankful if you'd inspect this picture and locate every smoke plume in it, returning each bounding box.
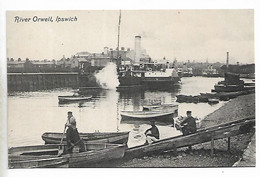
[95,62,119,89]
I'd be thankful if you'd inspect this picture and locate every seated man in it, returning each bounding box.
[180,111,197,151]
[144,120,160,144]
[180,111,197,136]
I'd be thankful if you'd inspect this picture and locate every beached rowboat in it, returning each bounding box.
[120,108,178,123]
[42,131,130,145]
[9,143,126,168]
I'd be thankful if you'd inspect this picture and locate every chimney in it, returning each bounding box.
[226,52,229,69]
[134,36,141,63]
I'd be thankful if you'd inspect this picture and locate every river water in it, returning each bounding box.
[8,76,233,148]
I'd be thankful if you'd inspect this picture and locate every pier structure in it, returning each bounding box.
[7,72,79,92]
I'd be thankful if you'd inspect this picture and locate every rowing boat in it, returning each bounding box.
[176,95,199,103]
[142,104,178,110]
[208,98,219,104]
[121,105,178,123]
[58,95,92,103]
[9,143,126,168]
[42,131,130,145]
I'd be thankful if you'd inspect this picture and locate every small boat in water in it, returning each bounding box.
[213,72,255,92]
[200,89,255,101]
[8,143,126,168]
[42,131,130,145]
[200,92,218,99]
[58,95,92,103]
[121,105,178,123]
[176,95,200,103]
[208,98,219,104]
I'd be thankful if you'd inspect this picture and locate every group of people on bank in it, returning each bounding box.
[144,110,197,145]
[63,110,197,153]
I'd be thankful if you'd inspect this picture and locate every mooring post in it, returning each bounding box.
[227,137,231,152]
[211,133,214,157]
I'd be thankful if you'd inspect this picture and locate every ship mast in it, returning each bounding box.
[117,10,121,66]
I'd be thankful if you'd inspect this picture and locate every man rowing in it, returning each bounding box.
[65,111,86,153]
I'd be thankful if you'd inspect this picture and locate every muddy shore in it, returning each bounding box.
[114,93,255,167]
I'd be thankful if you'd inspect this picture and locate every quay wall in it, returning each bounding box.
[7,73,80,92]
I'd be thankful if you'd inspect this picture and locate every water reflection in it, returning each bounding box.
[8,77,226,148]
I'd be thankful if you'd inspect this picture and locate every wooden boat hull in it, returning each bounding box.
[201,89,255,101]
[124,116,255,159]
[208,98,219,104]
[58,96,92,103]
[200,92,218,99]
[142,78,180,89]
[118,76,143,87]
[176,95,200,103]
[9,143,126,168]
[42,132,130,145]
[214,84,245,92]
[142,104,178,110]
[120,109,177,123]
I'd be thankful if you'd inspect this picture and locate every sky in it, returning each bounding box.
[6,10,254,64]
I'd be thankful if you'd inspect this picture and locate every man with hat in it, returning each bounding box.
[180,111,197,136]
[65,111,86,153]
[144,120,160,145]
[66,111,76,129]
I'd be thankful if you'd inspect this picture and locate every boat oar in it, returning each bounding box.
[57,139,82,157]
[57,126,67,156]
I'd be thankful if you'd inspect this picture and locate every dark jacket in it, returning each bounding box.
[66,127,81,145]
[180,116,197,135]
[66,127,85,153]
[145,125,160,139]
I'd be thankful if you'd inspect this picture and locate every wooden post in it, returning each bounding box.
[51,75,54,89]
[37,75,40,90]
[21,74,25,91]
[211,133,214,157]
[75,74,77,88]
[227,137,231,152]
[42,74,46,90]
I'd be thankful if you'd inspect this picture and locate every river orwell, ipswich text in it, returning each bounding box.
[14,16,77,23]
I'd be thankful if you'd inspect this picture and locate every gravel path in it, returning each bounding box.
[233,134,256,167]
[201,93,255,128]
[112,93,255,168]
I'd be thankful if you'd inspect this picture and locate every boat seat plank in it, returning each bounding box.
[11,148,58,155]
